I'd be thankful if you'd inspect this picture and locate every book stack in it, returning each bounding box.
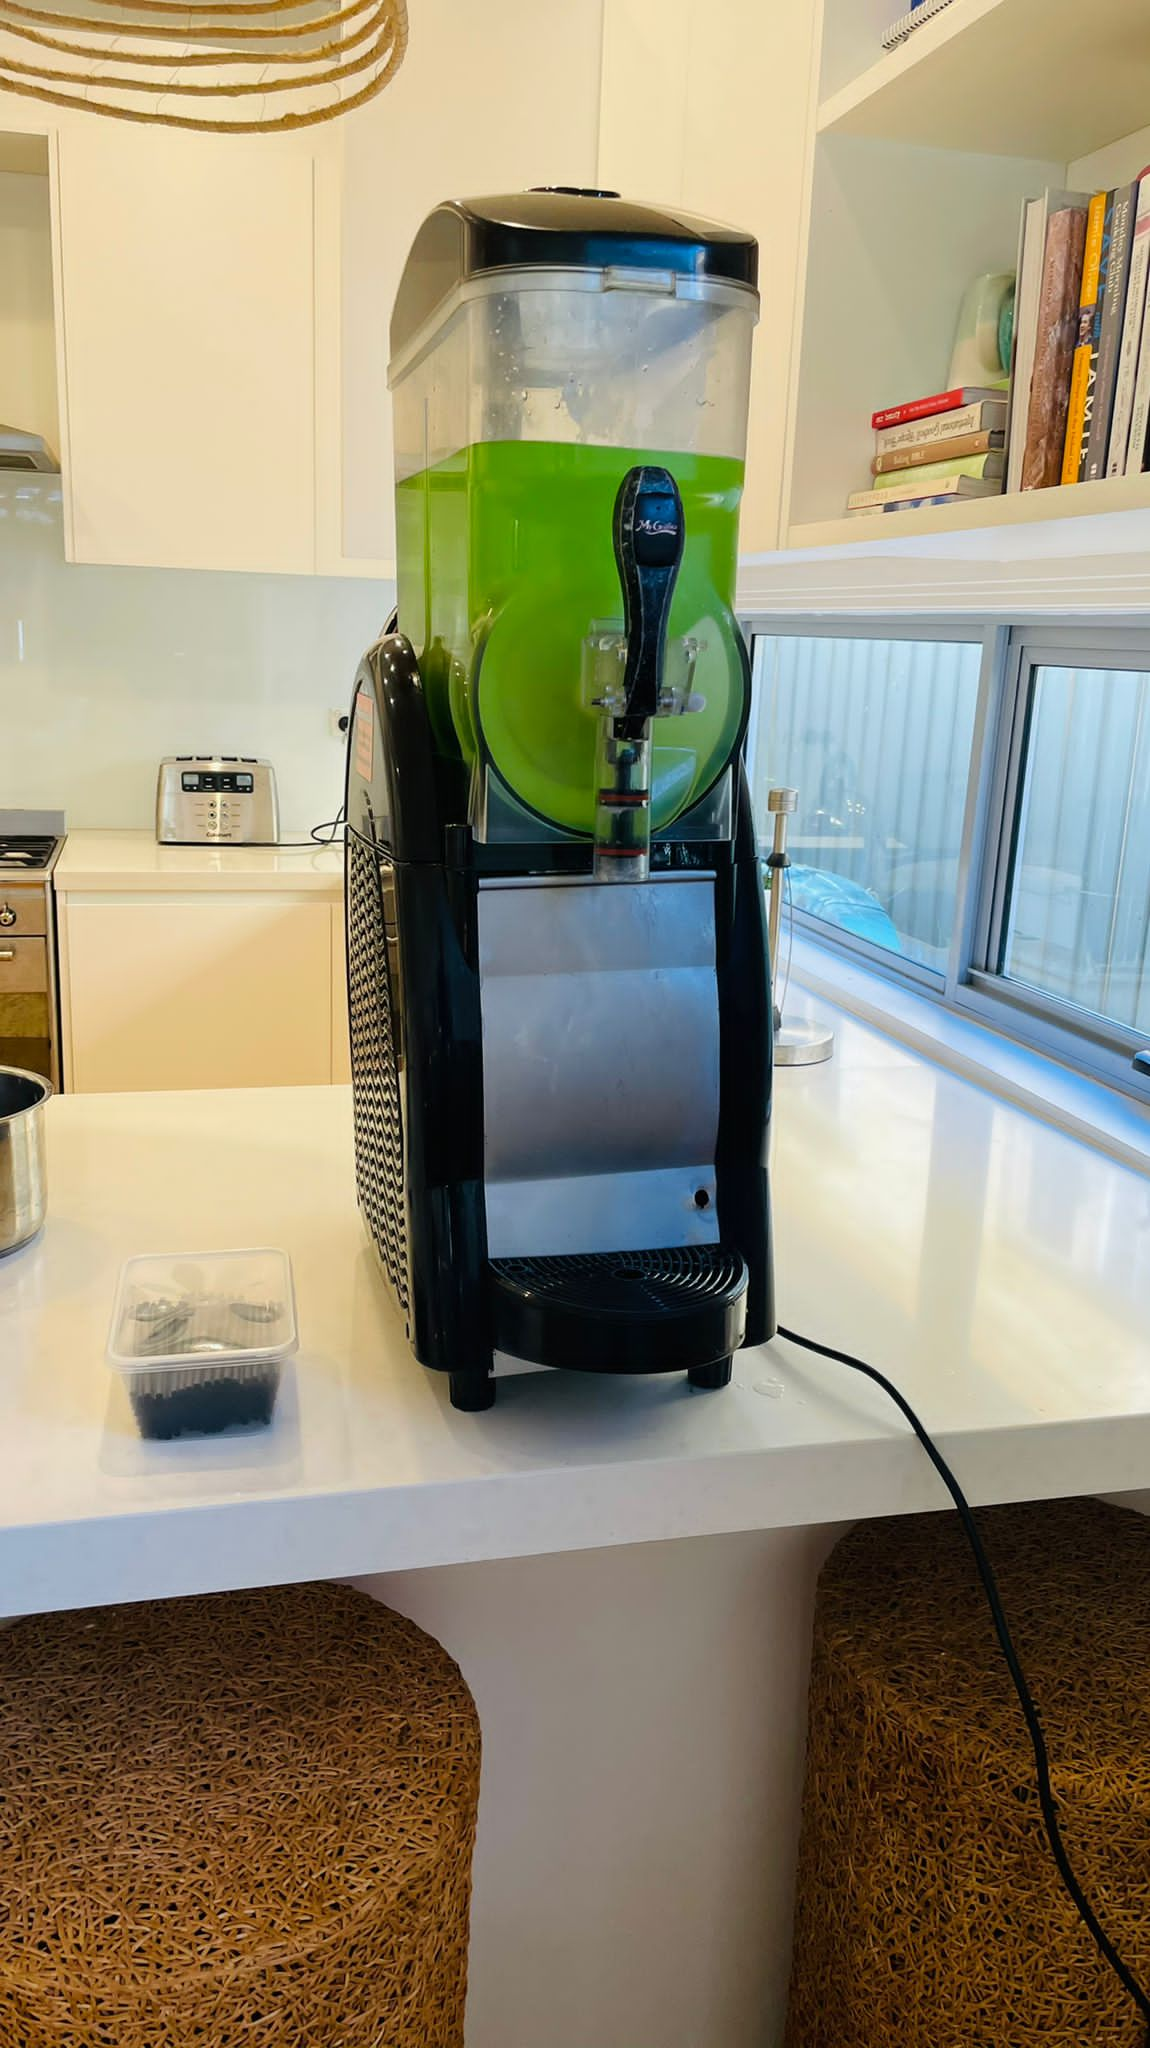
[847,388,1008,517]
[1006,172,1150,491]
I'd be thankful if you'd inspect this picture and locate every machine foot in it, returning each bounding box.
[449,1373,496,1412]
[688,1356,733,1391]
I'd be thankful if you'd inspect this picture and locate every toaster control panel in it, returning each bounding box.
[180,770,255,795]
[156,757,279,845]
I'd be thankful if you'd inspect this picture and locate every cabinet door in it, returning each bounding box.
[60,897,332,1091]
[55,126,315,573]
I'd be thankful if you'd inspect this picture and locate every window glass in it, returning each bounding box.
[751,634,982,974]
[1003,663,1150,1034]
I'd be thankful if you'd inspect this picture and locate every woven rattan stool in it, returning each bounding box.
[0,1581,481,2048]
[786,1498,1150,2048]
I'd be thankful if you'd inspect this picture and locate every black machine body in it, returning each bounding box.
[344,632,773,1412]
[346,186,769,1410]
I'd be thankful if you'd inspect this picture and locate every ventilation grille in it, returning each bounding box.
[493,1245,745,1311]
[347,829,408,1312]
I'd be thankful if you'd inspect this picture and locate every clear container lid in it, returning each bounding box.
[389,188,758,371]
[107,1248,298,1375]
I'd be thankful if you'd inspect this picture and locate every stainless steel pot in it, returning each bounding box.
[0,1067,50,1256]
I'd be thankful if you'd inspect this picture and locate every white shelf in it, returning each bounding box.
[818,0,1150,164]
[788,472,1150,552]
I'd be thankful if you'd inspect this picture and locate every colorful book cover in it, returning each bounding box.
[1076,189,1115,480]
[1084,181,1135,480]
[1062,191,1108,483]
[870,387,1005,431]
[1020,203,1087,490]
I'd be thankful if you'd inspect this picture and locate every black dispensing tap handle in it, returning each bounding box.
[612,464,685,729]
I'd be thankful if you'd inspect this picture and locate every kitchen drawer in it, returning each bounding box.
[0,937,48,993]
[0,889,48,936]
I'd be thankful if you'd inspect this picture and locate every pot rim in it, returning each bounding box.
[0,1066,53,1125]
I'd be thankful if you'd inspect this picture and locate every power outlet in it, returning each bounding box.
[328,708,349,741]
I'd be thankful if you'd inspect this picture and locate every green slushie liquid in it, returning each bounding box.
[396,440,746,836]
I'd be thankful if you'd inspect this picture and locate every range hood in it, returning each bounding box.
[0,425,59,473]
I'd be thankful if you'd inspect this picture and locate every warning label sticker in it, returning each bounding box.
[354,690,374,783]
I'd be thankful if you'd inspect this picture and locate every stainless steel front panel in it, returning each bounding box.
[479,874,720,1257]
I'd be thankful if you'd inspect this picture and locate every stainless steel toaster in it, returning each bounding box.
[156,758,279,845]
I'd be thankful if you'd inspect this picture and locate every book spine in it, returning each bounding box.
[847,489,986,516]
[873,430,1001,474]
[1125,238,1150,474]
[874,404,1006,455]
[871,388,967,429]
[1020,204,1087,491]
[1078,189,1116,480]
[1062,190,1107,483]
[1006,196,1037,493]
[1085,182,1135,480]
[865,454,1002,496]
[846,473,1000,509]
[1108,170,1150,475]
[847,500,931,516]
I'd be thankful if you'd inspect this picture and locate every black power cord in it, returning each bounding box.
[238,810,348,851]
[777,1322,1150,2043]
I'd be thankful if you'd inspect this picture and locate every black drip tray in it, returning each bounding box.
[488,1245,748,1376]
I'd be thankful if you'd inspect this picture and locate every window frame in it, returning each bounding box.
[742,614,1150,1106]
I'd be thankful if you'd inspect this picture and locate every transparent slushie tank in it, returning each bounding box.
[388,190,760,868]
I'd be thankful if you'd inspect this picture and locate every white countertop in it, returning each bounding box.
[3,1005,1150,1614]
[54,829,343,893]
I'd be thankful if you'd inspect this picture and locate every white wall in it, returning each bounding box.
[0,479,393,831]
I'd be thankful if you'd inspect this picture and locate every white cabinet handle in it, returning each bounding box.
[0,948,14,962]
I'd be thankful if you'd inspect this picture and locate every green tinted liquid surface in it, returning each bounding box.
[396,439,746,835]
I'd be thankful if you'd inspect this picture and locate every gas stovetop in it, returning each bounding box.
[0,811,66,879]
[0,836,60,872]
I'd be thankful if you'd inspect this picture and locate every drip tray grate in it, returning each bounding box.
[488,1244,748,1376]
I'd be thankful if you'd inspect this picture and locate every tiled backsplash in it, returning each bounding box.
[0,479,394,832]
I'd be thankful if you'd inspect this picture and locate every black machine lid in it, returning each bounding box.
[390,187,759,359]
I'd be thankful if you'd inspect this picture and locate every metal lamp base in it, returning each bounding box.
[774,1015,835,1067]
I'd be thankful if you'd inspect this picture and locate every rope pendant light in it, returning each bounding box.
[0,0,407,131]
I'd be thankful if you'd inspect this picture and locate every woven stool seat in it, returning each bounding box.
[0,1582,480,2048]
[786,1498,1150,2047]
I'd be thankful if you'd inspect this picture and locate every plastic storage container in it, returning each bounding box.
[389,191,759,840]
[108,1248,297,1438]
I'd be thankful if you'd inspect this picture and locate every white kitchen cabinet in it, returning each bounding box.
[334,0,606,571]
[330,902,351,1084]
[598,0,818,556]
[58,894,334,1091]
[54,124,317,574]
